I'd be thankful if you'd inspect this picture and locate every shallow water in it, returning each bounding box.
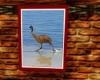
[22,10,64,49]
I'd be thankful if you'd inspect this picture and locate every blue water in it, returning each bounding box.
[22,10,65,49]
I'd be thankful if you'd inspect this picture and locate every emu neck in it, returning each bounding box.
[31,32,38,39]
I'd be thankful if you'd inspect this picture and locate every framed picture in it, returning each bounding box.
[18,5,68,71]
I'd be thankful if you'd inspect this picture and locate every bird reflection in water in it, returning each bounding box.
[35,51,54,67]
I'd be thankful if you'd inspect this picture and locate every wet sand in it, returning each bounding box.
[22,46,64,69]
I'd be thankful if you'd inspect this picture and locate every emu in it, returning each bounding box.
[29,25,55,52]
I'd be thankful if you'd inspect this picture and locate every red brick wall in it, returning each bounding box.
[0,0,100,80]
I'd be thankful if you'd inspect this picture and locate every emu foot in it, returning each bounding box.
[34,48,42,52]
[34,49,40,52]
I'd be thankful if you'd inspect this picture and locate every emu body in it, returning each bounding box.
[29,26,55,52]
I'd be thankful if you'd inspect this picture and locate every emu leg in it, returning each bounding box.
[36,44,42,52]
[49,43,55,52]
[52,45,55,52]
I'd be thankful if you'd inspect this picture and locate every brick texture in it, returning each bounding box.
[0,0,100,80]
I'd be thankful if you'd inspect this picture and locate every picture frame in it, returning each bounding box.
[18,5,68,72]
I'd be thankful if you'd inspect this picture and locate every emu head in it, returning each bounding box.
[29,25,33,32]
